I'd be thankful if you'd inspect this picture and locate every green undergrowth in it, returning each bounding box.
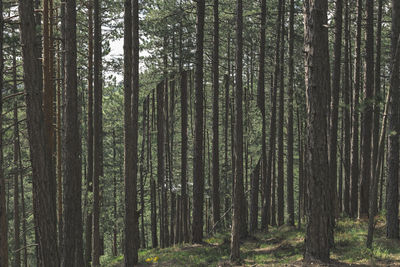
[103,216,400,266]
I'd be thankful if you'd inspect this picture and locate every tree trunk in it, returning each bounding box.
[124,0,140,263]
[212,0,221,232]
[12,43,21,267]
[277,0,286,227]
[297,108,304,228]
[231,0,244,261]
[0,0,8,263]
[85,0,94,265]
[304,0,331,262]
[140,102,146,249]
[386,0,400,239]
[372,0,383,217]
[350,0,362,219]
[92,0,103,264]
[360,0,374,218]
[287,0,295,227]
[17,134,27,267]
[343,0,351,216]
[181,70,189,243]
[192,0,206,244]
[253,0,266,233]
[62,0,84,264]
[329,0,343,245]
[19,0,59,265]
[157,80,166,247]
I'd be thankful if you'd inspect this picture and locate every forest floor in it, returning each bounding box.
[103,215,400,266]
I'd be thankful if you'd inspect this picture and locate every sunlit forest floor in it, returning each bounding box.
[102,215,400,266]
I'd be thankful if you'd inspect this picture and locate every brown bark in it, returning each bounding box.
[350,0,362,218]
[287,0,295,227]
[372,0,383,217]
[157,80,165,247]
[192,0,206,244]
[343,0,351,216]
[180,71,189,243]
[386,0,400,239]
[124,0,140,263]
[43,0,54,153]
[112,130,118,254]
[277,0,286,227]
[12,43,21,267]
[360,0,374,218]
[85,0,94,265]
[140,102,146,249]
[19,0,59,265]
[62,0,84,264]
[328,0,343,245]
[231,0,244,261]
[253,0,267,233]
[92,0,102,264]
[17,133,27,267]
[304,0,331,262]
[212,0,221,232]
[150,92,158,248]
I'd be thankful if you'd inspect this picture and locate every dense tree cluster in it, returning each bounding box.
[0,0,399,266]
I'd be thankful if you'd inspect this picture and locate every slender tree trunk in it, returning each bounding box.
[150,93,158,248]
[192,0,206,244]
[17,134,27,267]
[231,0,244,261]
[62,0,84,264]
[343,0,351,216]
[162,38,169,248]
[386,0,400,239]
[124,0,140,263]
[304,0,331,262]
[277,0,286,227]
[92,0,103,264]
[0,0,8,263]
[252,0,266,233]
[55,19,64,256]
[111,130,118,254]
[19,0,59,265]
[43,0,54,154]
[212,0,221,232]
[287,0,295,227]
[328,0,343,245]
[169,75,176,245]
[140,102,146,249]
[85,0,94,265]
[224,37,231,228]
[372,0,383,217]
[157,80,166,247]
[360,0,374,218]
[12,44,21,267]
[181,70,189,243]
[297,108,304,228]
[350,0,362,218]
